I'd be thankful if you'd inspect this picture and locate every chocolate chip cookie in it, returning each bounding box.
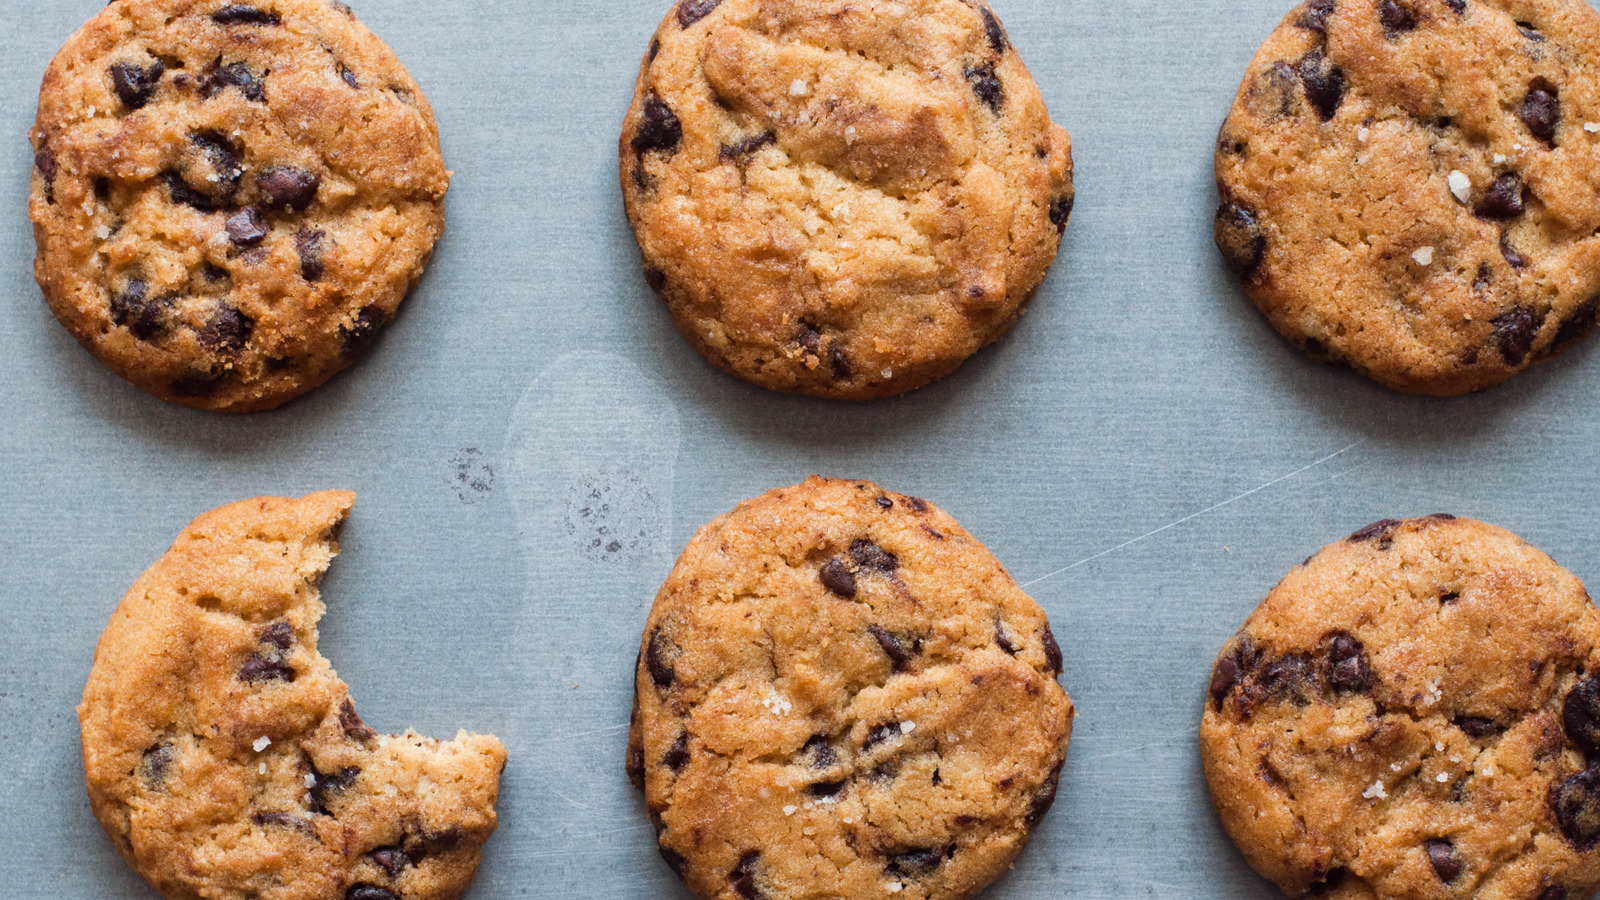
[1201,515,1600,899]
[621,0,1075,400]
[1216,0,1600,395]
[79,491,505,900]
[627,477,1075,900]
[31,0,448,412]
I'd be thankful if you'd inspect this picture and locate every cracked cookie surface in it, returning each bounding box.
[1216,0,1600,395]
[620,0,1075,400]
[1201,515,1600,899]
[31,0,448,412]
[79,491,505,900]
[628,476,1074,900]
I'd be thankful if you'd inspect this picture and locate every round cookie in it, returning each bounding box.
[79,491,505,900]
[1200,515,1600,899]
[627,476,1075,900]
[1215,0,1600,395]
[620,0,1075,400]
[31,0,448,412]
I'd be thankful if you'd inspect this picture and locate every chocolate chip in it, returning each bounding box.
[345,886,399,900]
[171,371,224,397]
[862,722,900,751]
[339,64,360,89]
[213,5,281,25]
[1540,888,1570,900]
[1455,716,1503,739]
[1475,173,1525,219]
[140,743,175,787]
[996,621,1020,655]
[659,844,689,879]
[1210,656,1244,710]
[646,628,676,688]
[632,96,682,155]
[196,302,252,352]
[1042,624,1062,675]
[1297,50,1346,120]
[1444,0,1465,11]
[336,698,376,742]
[257,167,320,211]
[203,60,266,102]
[252,811,315,834]
[1518,21,1546,41]
[828,345,852,380]
[168,132,243,211]
[111,60,164,110]
[648,38,661,63]
[1349,519,1400,549]
[875,496,893,511]
[850,539,898,573]
[1493,306,1541,365]
[729,850,762,899]
[1521,80,1560,144]
[369,846,411,878]
[1379,0,1417,33]
[662,730,690,772]
[34,148,57,202]
[1309,867,1348,894]
[1026,759,1065,826]
[964,62,1004,113]
[803,735,839,769]
[340,304,385,357]
[869,625,915,671]
[1548,298,1600,354]
[1323,631,1374,693]
[110,278,171,341]
[1297,0,1335,31]
[1564,678,1600,753]
[1258,653,1317,705]
[720,132,775,162]
[819,558,857,598]
[1424,839,1462,882]
[1050,193,1074,232]
[295,227,325,281]
[238,653,294,683]
[1554,768,1600,846]
[809,779,847,799]
[226,208,269,246]
[904,497,929,513]
[888,846,948,879]
[1472,262,1492,294]
[677,0,720,27]
[1215,202,1266,279]
[310,766,359,816]
[981,7,1008,54]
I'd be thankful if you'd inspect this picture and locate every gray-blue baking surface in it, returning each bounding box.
[4,0,1599,896]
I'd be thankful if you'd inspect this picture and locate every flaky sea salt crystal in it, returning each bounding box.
[1357,126,1370,142]
[900,722,916,734]
[783,805,798,816]
[790,80,807,97]
[1412,247,1434,266]
[1362,780,1387,800]
[1448,171,1470,203]
[253,736,272,752]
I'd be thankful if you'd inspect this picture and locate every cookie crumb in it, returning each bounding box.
[1448,171,1470,203]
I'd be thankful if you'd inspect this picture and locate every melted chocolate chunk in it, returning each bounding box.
[982,7,1008,54]
[1493,306,1541,365]
[339,698,376,741]
[1564,677,1600,753]
[295,227,325,281]
[828,345,852,380]
[111,60,164,110]
[1500,232,1528,270]
[226,208,269,246]
[809,779,847,799]
[169,132,244,211]
[964,62,1004,113]
[1323,631,1374,693]
[1215,202,1266,278]
[1553,768,1600,846]
[1455,716,1503,739]
[819,558,857,598]
[720,132,775,162]
[171,371,224,397]
[803,735,839,769]
[1042,625,1063,675]
[729,850,762,899]
[339,64,360,89]
[887,846,948,879]
[1476,173,1525,220]
[1379,0,1417,33]
[340,305,385,357]
[1257,653,1317,706]
[663,730,690,772]
[257,167,320,211]
[140,743,175,787]
[1349,519,1400,549]
[203,60,266,102]
[369,846,411,878]
[1049,193,1075,232]
[633,96,682,155]
[1298,0,1335,31]
[345,887,398,900]
[251,810,315,833]
[1551,299,1600,352]
[1026,760,1065,826]
[1297,50,1346,120]
[995,620,1020,655]
[868,625,916,671]
[214,5,281,25]
[646,628,676,689]
[199,302,252,352]
[850,539,898,573]
[1521,80,1560,144]
[1519,21,1547,42]
[310,766,359,816]
[34,148,57,202]
[862,722,901,751]
[1539,888,1570,900]
[678,0,721,27]
[1424,839,1462,882]
[110,278,171,341]
[1444,0,1465,11]
[238,653,294,683]
[660,845,689,879]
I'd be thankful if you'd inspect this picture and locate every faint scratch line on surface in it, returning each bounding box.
[1020,440,1367,589]
[551,787,595,811]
